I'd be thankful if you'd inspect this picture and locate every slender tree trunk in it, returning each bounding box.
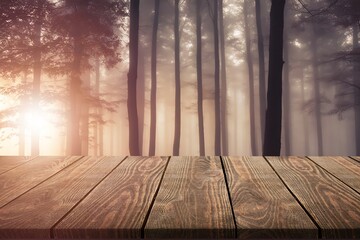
[81,71,90,155]
[149,0,160,156]
[213,0,221,155]
[137,43,145,155]
[353,22,360,155]
[19,71,28,155]
[282,5,290,155]
[219,0,228,155]
[244,0,257,155]
[255,0,266,146]
[31,0,44,156]
[196,0,205,156]
[300,73,310,154]
[173,0,181,155]
[127,0,140,155]
[311,24,323,155]
[263,0,285,156]
[94,59,100,156]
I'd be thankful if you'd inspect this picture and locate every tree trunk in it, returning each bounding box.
[127,0,140,155]
[255,0,266,146]
[244,0,257,155]
[353,22,360,155]
[137,43,145,155]
[219,0,228,155]
[282,5,290,155]
[263,0,285,156]
[149,0,160,156]
[196,0,205,156]
[173,0,181,155]
[311,24,323,155]
[31,0,44,156]
[300,73,310,154]
[81,71,90,155]
[19,71,28,155]
[213,0,221,155]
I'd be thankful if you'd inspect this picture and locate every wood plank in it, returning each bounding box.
[54,156,168,239]
[0,156,34,175]
[0,156,125,238]
[309,156,360,193]
[266,156,360,239]
[351,156,360,163]
[0,156,81,208]
[223,156,318,239]
[144,156,235,239]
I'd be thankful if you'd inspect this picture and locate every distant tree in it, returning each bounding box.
[219,0,228,155]
[244,0,257,155]
[149,0,160,156]
[255,0,266,146]
[211,0,221,155]
[263,0,286,156]
[196,0,205,156]
[127,0,140,155]
[173,0,181,155]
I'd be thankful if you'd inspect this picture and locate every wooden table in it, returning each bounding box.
[0,156,359,239]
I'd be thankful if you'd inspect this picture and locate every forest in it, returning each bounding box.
[0,0,359,156]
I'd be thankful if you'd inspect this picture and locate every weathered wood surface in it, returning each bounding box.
[0,156,81,208]
[309,156,360,193]
[54,156,168,239]
[0,156,359,239]
[0,156,34,175]
[266,156,360,239]
[0,156,124,238]
[223,156,317,239]
[144,156,235,238]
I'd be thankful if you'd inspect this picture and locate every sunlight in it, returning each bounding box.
[23,108,51,134]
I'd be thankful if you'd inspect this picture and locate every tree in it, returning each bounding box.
[219,0,228,155]
[196,0,205,156]
[173,0,181,155]
[149,0,160,156]
[263,0,286,156]
[212,0,221,155]
[244,0,257,155]
[127,0,141,155]
[255,0,266,146]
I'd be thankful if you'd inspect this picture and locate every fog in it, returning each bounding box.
[0,0,358,156]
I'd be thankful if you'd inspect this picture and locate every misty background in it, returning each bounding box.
[0,0,358,156]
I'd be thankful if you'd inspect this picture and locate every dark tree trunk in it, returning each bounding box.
[282,5,290,155]
[149,0,160,156]
[255,0,266,146]
[127,0,140,155]
[31,0,44,156]
[173,0,181,155]
[219,0,228,155]
[353,22,360,155]
[137,44,145,156]
[244,0,257,155]
[263,0,285,156]
[213,0,221,155]
[19,71,28,155]
[311,25,323,155]
[196,0,205,156]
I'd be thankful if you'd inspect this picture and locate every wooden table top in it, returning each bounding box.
[0,156,359,239]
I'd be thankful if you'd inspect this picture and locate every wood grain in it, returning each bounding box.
[53,156,168,239]
[223,156,317,239]
[0,156,81,208]
[0,156,34,175]
[309,156,360,193]
[350,156,360,163]
[266,156,360,239]
[144,156,235,239]
[0,156,124,238]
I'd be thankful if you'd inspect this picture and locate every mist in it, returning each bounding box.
[0,0,358,156]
